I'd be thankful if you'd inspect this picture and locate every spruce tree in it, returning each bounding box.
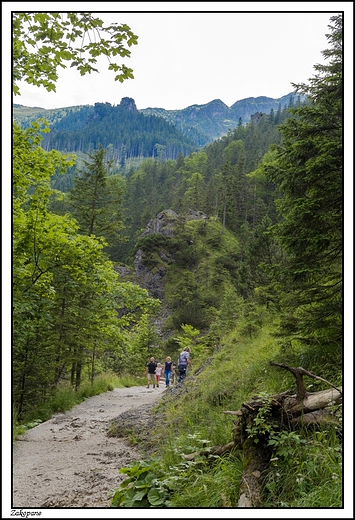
[264,15,343,358]
[68,147,125,251]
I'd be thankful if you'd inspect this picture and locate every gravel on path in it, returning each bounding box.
[12,385,165,508]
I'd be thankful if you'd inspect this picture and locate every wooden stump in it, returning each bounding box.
[237,438,271,507]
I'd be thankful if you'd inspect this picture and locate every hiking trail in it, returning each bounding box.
[13,385,164,508]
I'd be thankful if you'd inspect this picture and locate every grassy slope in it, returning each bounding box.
[127,213,342,506]
[149,317,342,507]
[110,216,342,507]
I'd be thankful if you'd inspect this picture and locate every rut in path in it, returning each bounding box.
[12,385,164,508]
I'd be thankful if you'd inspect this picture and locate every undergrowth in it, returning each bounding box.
[111,313,342,508]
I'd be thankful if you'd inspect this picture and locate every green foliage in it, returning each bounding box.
[13,13,138,95]
[111,432,241,508]
[264,426,342,507]
[174,324,201,356]
[40,101,197,161]
[160,218,241,333]
[111,461,169,507]
[12,120,159,420]
[263,15,342,355]
[267,430,306,459]
[13,418,42,442]
[245,393,276,442]
[166,451,242,508]
[66,146,126,255]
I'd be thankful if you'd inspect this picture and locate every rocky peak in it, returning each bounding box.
[250,112,264,124]
[142,209,178,237]
[119,97,137,112]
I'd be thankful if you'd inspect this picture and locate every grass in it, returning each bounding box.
[13,371,147,442]
[263,426,342,507]
[111,311,343,508]
[167,451,243,507]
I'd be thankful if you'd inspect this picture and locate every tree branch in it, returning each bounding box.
[270,361,342,396]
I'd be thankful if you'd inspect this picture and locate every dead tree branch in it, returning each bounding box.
[270,362,342,397]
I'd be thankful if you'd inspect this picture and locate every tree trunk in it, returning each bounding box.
[237,439,271,507]
[226,363,341,507]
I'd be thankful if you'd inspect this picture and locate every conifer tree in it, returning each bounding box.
[264,15,343,355]
[68,147,125,248]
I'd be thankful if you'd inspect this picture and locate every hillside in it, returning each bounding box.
[13,103,91,129]
[13,92,305,156]
[109,208,342,508]
[39,98,198,161]
[141,92,305,144]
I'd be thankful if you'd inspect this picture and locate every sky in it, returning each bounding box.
[5,2,349,111]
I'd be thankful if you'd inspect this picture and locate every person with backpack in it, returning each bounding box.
[178,347,192,382]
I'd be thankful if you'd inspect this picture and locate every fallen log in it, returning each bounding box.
[290,408,340,426]
[284,387,342,416]
[181,363,341,507]
[224,363,342,507]
[237,438,272,507]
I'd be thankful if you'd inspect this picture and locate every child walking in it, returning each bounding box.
[155,363,162,388]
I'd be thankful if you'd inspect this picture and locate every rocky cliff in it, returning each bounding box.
[132,209,207,339]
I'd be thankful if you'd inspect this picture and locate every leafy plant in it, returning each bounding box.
[111,433,213,508]
[245,393,275,442]
[111,461,169,507]
[268,430,306,459]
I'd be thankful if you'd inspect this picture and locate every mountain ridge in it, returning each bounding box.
[13,91,305,158]
[139,92,304,143]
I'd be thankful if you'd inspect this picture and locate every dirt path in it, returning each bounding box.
[12,385,165,508]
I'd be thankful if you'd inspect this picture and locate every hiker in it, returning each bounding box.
[155,362,162,387]
[178,347,192,382]
[146,357,157,388]
[164,356,173,387]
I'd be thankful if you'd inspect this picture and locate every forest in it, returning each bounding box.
[12,12,343,509]
[40,97,198,161]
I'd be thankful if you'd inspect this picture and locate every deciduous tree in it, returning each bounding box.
[13,12,138,95]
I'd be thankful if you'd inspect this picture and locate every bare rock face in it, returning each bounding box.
[134,210,178,300]
[113,265,131,277]
[134,209,207,299]
[186,209,207,221]
[119,96,138,112]
[133,209,207,336]
[133,249,166,300]
[142,209,178,237]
